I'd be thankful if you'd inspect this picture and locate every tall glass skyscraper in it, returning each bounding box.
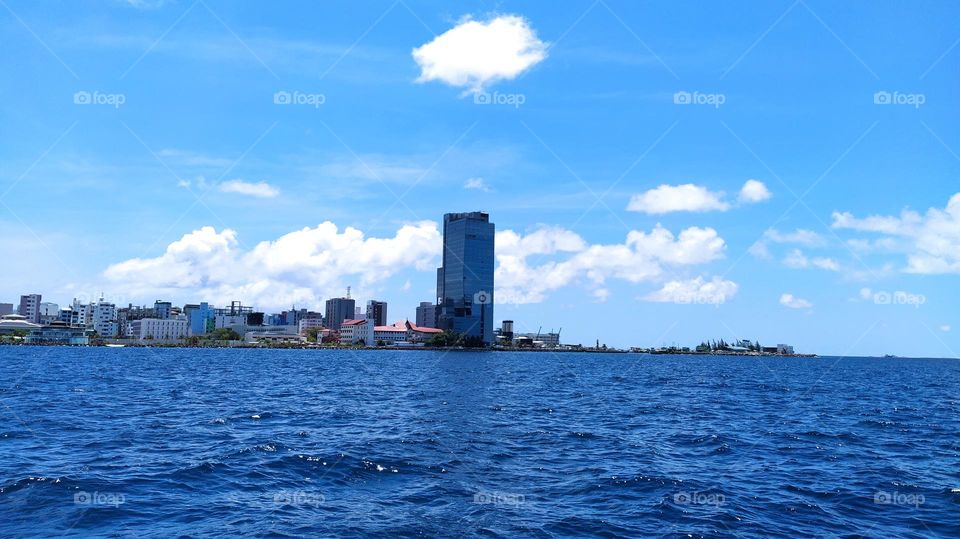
[436,212,495,344]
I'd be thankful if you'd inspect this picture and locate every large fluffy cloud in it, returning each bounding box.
[642,276,739,305]
[495,224,728,304]
[104,221,730,310]
[832,192,960,274]
[412,14,547,93]
[104,222,442,310]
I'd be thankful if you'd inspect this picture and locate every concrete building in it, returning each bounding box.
[436,212,495,344]
[415,302,438,329]
[127,318,189,340]
[154,300,172,320]
[366,300,388,327]
[39,302,60,325]
[298,317,324,335]
[0,303,13,316]
[92,300,118,337]
[245,325,301,344]
[0,313,41,334]
[373,320,444,345]
[325,297,356,331]
[26,322,89,345]
[17,294,42,324]
[185,302,215,336]
[339,319,371,345]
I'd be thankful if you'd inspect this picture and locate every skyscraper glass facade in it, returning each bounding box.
[436,212,495,344]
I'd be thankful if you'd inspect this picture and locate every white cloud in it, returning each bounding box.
[628,180,770,214]
[764,228,823,246]
[832,192,960,274]
[626,184,730,214]
[592,288,610,303]
[739,179,772,203]
[642,276,739,305]
[496,224,726,304]
[103,222,442,311]
[749,228,824,260]
[779,247,839,272]
[412,14,547,93]
[464,177,492,192]
[218,180,280,198]
[941,325,951,333]
[780,293,812,309]
[859,287,874,300]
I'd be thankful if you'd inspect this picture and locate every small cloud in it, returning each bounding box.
[627,184,730,214]
[464,177,492,192]
[859,287,873,300]
[592,288,610,303]
[218,179,279,198]
[780,293,812,309]
[176,175,209,190]
[940,325,951,332]
[402,280,412,292]
[412,14,547,94]
[739,179,771,203]
[782,249,839,271]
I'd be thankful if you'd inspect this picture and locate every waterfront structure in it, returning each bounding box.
[325,296,356,332]
[501,320,514,342]
[366,300,387,327]
[25,322,89,345]
[339,319,371,345]
[298,317,324,335]
[184,302,215,336]
[436,212,495,344]
[127,318,189,340]
[513,331,561,348]
[0,313,41,333]
[244,325,301,344]
[92,300,118,337]
[373,320,443,345]
[415,302,438,329]
[17,294,42,324]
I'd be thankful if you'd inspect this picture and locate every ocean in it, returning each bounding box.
[1,347,958,537]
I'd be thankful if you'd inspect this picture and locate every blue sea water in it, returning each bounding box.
[0,347,958,538]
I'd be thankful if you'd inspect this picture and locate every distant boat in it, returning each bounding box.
[105,344,126,348]
[884,354,897,358]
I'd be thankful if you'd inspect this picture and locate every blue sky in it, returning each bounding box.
[1,0,958,356]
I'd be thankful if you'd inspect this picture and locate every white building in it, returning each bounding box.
[92,301,118,337]
[127,318,189,340]
[298,317,324,335]
[339,319,372,345]
[373,321,444,345]
[39,302,60,324]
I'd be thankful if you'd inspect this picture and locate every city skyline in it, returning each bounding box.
[0,1,958,356]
